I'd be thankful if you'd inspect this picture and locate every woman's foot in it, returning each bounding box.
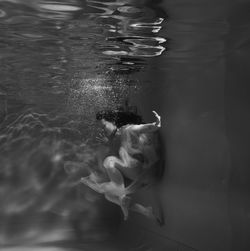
[146,206,164,226]
[80,176,103,193]
[120,195,131,220]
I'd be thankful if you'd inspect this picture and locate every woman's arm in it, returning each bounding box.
[127,111,161,133]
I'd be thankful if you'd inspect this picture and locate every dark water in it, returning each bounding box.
[0,0,167,250]
[1,0,250,251]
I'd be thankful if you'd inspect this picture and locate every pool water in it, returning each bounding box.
[1,0,250,250]
[0,0,167,250]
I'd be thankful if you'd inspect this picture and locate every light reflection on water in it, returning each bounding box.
[0,108,123,249]
[0,0,166,249]
[87,0,166,59]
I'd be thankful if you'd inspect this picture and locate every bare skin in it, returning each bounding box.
[81,111,162,221]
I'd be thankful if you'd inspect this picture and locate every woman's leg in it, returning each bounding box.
[82,155,127,197]
[83,155,130,219]
[82,152,140,219]
[130,203,163,225]
[104,192,131,220]
[81,174,131,219]
[103,156,126,188]
[118,147,142,180]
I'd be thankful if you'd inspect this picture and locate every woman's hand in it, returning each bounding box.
[96,131,109,144]
[96,128,117,145]
[152,110,161,128]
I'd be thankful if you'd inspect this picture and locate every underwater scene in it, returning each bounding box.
[1,0,250,250]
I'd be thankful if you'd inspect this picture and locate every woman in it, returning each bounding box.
[81,110,162,221]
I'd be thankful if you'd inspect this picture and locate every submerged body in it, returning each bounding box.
[81,111,163,222]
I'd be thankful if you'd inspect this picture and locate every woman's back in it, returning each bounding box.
[120,125,160,171]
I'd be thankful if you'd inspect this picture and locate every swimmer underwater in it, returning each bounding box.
[81,110,164,224]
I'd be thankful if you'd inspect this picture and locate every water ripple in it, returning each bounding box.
[38,3,81,12]
[86,0,167,65]
[130,17,164,33]
[117,6,142,14]
[0,0,83,21]
[87,0,130,7]
[104,36,166,57]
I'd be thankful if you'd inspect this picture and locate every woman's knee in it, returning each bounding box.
[103,156,117,169]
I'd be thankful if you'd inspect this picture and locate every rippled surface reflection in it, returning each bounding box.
[0,0,166,250]
[86,0,166,70]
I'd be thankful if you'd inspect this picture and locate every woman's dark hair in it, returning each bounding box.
[96,110,143,128]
